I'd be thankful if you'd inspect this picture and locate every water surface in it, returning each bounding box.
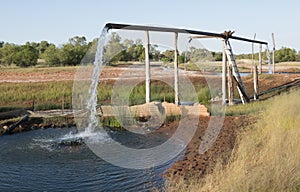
[0,128,179,191]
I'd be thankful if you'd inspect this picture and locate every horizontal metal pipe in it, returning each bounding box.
[105,23,268,45]
[105,23,223,37]
[190,35,223,39]
[230,36,268,45]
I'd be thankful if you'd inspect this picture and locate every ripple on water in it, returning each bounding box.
[0,127,179,191]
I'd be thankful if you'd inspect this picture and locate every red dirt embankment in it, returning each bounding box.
[163,115,256,182]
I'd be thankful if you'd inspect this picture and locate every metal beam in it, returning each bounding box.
[105,23,268,45]
[224,40,250,103]
[174,32,179,105]
[145,31,150,103]
[252,34,259,100]
[272,33,276,74]
[222,40,227,105]
[105,23,223,38]
[259,44,262,74]
[230,36,267,45]
[190,35,222,39]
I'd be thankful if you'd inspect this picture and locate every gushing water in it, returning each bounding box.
[86,26,108,133]
[58,27,110,143]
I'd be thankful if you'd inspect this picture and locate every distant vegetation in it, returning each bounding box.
[2,33,299,67]
[0,36,89,67]
[235,46,300,63]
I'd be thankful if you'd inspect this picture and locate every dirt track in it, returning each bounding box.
[1,64,299,83]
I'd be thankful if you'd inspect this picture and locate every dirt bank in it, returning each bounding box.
[163,115,257,183]
[0,115,76,135]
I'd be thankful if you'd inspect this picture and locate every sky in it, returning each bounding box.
[2,0,300,53]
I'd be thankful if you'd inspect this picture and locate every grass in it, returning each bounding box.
[0,65,220,112]
[100,114,181,129]
[225,99,271,116]
[1,65,253,112]
[261,73,276,80]
[0,79,213,111]
[0,81,74,111]
[276,61,300,66]
[127,81,176,106]
[167,89,300,191]
[179,62,222,72]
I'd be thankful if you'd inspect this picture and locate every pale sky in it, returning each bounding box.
[1,0,300,53]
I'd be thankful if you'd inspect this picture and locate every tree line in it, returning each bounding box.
[1,33,300,67]
[101,32,219,65]
[0,36,89,67]
[235,47,300,63]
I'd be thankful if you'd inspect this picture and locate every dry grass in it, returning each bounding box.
[167,89,300,192]
[276,62,300,67]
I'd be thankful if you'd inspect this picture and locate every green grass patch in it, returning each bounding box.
[260,74,275,80]
[0,81,74,110]
[100,114,181,130]
[225,99,271,116]
[180,62,221,72]
[1,79,213,111]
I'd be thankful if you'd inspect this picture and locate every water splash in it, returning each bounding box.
[86,26,109,133]
[59,26,110,144]
[59,130,111,144]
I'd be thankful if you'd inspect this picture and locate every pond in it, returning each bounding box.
[0,128,180,191]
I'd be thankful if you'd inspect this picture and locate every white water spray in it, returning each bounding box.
[86,26,109,133]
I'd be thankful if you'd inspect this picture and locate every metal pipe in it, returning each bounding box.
[259,44,262,74]
[105,23,268,45]
[174,32,179,105]
[222,40,227,105]
[145,31,150,103]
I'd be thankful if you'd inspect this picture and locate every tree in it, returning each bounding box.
[82,38,98,64]
[103,32,124,64]
[275,47,296,62]
[123,39,134,48]
[150,44,160,61]
[188,47,213,62]
[0,43,19,65]
[178,54,185,64]
[59,36,88,65]
[43,44,60,66]
[134,44,145,62]
[160,50,175,62]
[296,51,300,62]
[160,50,186,64]
[37,40,50,56]
[211,51,223,61]
[13,44,39,67]
[59,44,76,65]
